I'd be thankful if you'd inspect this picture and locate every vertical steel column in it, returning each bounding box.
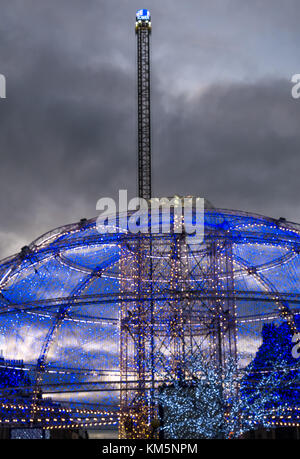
[209,237,237,368]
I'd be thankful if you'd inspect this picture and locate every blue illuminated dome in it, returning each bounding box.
[0,207,299,429]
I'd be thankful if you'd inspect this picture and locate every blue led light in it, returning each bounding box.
[136,9,151,21]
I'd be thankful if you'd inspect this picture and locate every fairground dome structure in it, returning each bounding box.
[0,205,299,437]
[0,10,299,439]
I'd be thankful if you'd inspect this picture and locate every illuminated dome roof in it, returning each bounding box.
[0,208,299,427]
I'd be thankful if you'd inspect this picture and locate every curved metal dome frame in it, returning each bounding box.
[0,207,299,432]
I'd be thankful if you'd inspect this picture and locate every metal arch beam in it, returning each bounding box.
[0,291,11,308]
[0,256,27,292]
[0,244,120,293]
[30,266,105,419]
[56,250,121,275]
[233,253,299,334]
[56,253,94,274]
[24,232,300,259]
[231,248,297,278]
[22,233,135,262]
[0,227,298,286]
[0,252,56,292]
[210,208,300,234]
[0,242,124,308]
[35,270,102,367]
[28,217,97,254]
[0,288,299,317]
[0,207,297,268]
[8,207,300,256]
[198,246,298,289]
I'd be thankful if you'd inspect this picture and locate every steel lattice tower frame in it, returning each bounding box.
[120,10,153,439]
[119,11,239,439]
[136,12,152,200]
[120,12,154,438]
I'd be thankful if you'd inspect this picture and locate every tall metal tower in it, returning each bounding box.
[136,9,152,199]
[119,10,238,440]
[119,10,153,439]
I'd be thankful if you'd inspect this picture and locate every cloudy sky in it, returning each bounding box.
[0,0,299,258]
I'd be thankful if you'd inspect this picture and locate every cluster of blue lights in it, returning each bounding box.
[136,9,151,21]
[0,208,298,432]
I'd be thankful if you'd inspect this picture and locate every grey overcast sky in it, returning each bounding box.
[0,0,299,258]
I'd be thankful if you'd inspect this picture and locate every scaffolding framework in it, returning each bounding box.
[119,212,240,438]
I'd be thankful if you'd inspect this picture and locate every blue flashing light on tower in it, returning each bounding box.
[136,9,151,32]
[136,9,151,21]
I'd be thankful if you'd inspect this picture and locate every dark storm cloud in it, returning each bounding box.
[0,0,299,257]
[154,80,300,221]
